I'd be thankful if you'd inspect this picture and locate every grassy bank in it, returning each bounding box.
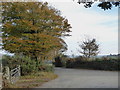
[4,72,58,88]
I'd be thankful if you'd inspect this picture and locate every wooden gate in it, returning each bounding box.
[10,65,21,84]
[3,65,21,84]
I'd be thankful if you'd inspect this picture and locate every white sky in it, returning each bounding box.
[42,0,118,56]
[0,1,118,56]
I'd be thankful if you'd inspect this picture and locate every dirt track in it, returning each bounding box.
[38,68,118,88]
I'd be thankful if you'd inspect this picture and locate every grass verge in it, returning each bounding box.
[4,72,58,88]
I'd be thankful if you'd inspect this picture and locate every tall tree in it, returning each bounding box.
[78,38,99,59]
[2,2,71,62]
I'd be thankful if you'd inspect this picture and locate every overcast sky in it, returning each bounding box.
[42,0,118,56]
[0,1,118,56]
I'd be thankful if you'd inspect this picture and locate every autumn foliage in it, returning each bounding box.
[2,2,71,62]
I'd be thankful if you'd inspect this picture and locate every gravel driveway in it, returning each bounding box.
[38,68,118,88]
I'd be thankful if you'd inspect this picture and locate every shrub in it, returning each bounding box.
[45,64,54,72]
[54,56,63,67]
[66,58,75,68]
[38,62,54,72]
[66,60,72,68]
[2,55,38,75]
[61,59,67,67]
[2,55,55,75]
[2,55,19,69]
[95,58,102,61]
[20,56,38,75]
[65,56,119,71]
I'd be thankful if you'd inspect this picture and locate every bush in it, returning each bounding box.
[38,62,54,72]
[20,56,38,76]
[66,59,74,68]
[2,55,38,75]
[65,57,119,71]
[54,56,63,67]
[45,64,54,72]
[2,55,55,76]
[61,59,67,67]
[2,55,20,69]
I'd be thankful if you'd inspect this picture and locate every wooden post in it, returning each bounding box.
[18,65,21,77]
[5,66,10,83]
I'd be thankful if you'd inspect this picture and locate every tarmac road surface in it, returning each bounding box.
[38,68,118,88]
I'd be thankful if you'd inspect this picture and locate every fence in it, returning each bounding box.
[3,65,21,84]
[10,65,21,84]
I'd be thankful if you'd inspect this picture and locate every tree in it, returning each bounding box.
[76,0,119,10]
[78,38,99,59]
[2,2,71,63]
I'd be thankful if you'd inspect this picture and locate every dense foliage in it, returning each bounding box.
[66,58,119,71]
[2,2,71,63]
[55,55,119,71]
[2,55,54,75]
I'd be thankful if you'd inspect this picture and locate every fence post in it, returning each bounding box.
[18,65,21,77]
[5,66,10,82]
